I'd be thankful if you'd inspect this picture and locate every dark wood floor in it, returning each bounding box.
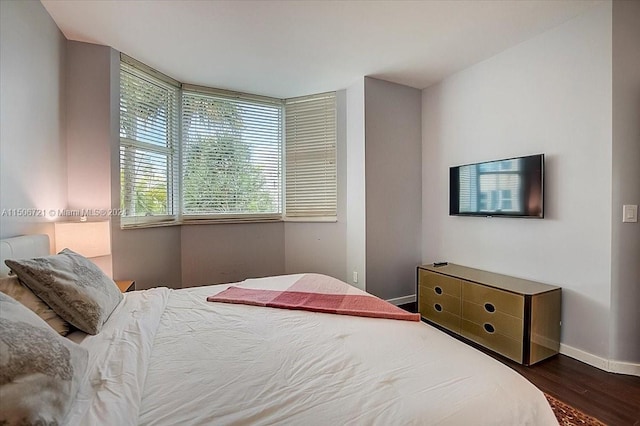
[502,352,640,425]
[399,302,640,425]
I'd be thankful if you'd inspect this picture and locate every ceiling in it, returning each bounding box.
[42,0,601,99]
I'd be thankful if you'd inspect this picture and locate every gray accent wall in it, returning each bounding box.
[346,78,366,290]
[112,226,183,289]
[364,78,422,301]
[65,41,114,276]
[66,42,112,213]
[610,0,640,364]
[0,0,67,247]
[344,77,423,300]
[182,223,285,287]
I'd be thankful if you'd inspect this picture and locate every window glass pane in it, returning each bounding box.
[120,146,170,215]
[182,91,282,216]
[119,61,178,223]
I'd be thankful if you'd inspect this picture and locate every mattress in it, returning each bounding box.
[63,273,557,425]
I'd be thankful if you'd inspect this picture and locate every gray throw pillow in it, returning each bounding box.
[5,248,123,334]
[0,291,88,425]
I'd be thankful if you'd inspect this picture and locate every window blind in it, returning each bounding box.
[181,88,282,221]
[119,60,180,227]
[284,93,337,219]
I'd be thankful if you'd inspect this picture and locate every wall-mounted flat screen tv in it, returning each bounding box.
[449,154,544,218]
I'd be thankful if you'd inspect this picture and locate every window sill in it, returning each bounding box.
[120,216,337,229]
[284,216,337,223]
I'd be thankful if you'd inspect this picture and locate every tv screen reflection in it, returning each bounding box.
[450,154,543,218]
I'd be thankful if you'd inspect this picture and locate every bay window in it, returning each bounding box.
[119,55,336,228]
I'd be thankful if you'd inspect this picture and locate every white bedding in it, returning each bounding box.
[66,274,557,425]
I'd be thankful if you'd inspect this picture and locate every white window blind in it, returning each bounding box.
[181,87,282,221]
[119,59,180,227]
[284,92,337,219]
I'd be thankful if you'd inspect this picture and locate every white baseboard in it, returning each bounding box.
[386,294,416,306]
[560,343,640,377]
[609,360,640,376]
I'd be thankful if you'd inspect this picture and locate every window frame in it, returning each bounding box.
[119,56,181,228]
[180,84,283,223]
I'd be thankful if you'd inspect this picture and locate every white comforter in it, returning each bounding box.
[66,274,557,425]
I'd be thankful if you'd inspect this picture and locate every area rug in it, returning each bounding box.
[544,393,607,426]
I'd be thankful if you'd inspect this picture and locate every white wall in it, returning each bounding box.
[346,78,366,291]
[284,90,347,282]
[610,0,640,365]
[365,78,422,301]
[0,0,67,246]
[422,4,613,358]
[284,221,346,281]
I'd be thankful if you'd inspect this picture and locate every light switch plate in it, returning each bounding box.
[622,204,638,223]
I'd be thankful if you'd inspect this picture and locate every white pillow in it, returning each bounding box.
[0,275,70,335]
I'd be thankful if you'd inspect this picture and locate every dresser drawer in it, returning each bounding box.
[462,301,523,340]
[461,319,523,363]
[422,289,461,316]
[462,281,524,319]
[420,298,461,333]
[419,270,461,297]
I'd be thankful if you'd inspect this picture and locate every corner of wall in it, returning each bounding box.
[610,0,640,364]
[345,78,366,291]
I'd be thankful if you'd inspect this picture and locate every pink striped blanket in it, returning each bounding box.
[207,274,420,322]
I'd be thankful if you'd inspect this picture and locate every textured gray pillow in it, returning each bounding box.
[5,248,123,334]
[0,291,88,425]
[0,275,70,335]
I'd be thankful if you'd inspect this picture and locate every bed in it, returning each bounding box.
[0,234,558,425]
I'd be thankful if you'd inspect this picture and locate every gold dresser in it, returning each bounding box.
[417,263,561,365]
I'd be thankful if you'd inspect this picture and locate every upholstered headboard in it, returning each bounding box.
[0,234,50,277]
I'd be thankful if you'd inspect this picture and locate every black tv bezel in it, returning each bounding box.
[449,153,544,219]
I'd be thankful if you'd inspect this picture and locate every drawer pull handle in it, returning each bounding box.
[483,323,495,334]
[434,303,443,312]
[484,303,496,313]
[434,286,443,295]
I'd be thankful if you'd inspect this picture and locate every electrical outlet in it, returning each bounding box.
[352,271,358,283]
